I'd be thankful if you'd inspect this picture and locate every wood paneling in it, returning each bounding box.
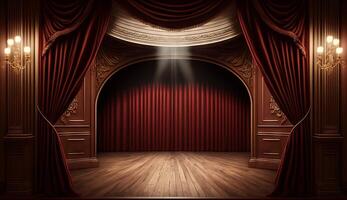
[313,137,343,195]
[257,136,288,159]
[310,0,344,195]
[0,0,6,193]
[1,0,38,195]
[71,152,276,198]
[341,0,347,193]
[251,67,291,170]
[56,70,92,126]
[4,136,33,195]
[59,133,91,159]
[55,69,97,169]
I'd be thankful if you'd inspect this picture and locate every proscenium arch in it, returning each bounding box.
[94,56,255,157]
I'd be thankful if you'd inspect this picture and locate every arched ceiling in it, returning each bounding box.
[107,1,241,47]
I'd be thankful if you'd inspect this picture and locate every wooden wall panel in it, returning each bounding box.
[55,70,91,126]
[341,0,347,193]
[0,0,6,193]
[310,0,344,195]
[248,67,291,170]
[1,0,39,195]
[55,69,97,169]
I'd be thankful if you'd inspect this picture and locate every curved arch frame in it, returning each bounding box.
[93,55,255,158]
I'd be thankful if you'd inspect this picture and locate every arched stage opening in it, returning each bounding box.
[69,58,276,198]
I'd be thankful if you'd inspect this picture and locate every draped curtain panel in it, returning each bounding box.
[98,61,250,152]
[38,0,111,196]
[118,0,228,29]
[237,0,311,196]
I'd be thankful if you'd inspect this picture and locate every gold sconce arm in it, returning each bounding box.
[3,36,31,71]
[316,35,344,70]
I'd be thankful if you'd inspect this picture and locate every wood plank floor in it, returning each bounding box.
[71,152,276,198]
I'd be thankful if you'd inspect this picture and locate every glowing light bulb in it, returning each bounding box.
[336,47,343,55]
[326,35,333,43]
[4,48,11,55]
[7,39,14,46]
[23,46,31,54]
[317,46,324,54]
[14,36,21,44]
[333,39,340,46]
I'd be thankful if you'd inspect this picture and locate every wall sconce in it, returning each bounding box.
[316,35,343,70]
[3,35,31,70]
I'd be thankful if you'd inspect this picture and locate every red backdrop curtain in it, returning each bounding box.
[38,0,111,196]
[98,61,250,152]
[118,0,228,29]
[237,0,311,196]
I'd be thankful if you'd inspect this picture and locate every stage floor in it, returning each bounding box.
[71,152,276,198]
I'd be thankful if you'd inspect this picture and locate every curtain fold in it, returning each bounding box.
[97,61,250,152]
[237,0,311,196]
[118,0,228,29]
[38,0,111,196]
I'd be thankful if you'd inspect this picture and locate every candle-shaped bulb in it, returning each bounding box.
[333,39,340,46]
[317,46,324,54]
[7,39,14,46]
[23,46,31,54]
[336,47,343,55]
[4,48,11,55]
[14,36,21,44]
[326,35,334,43]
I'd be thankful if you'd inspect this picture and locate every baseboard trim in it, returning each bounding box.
[67,157,99,170]
[248,157,280,170]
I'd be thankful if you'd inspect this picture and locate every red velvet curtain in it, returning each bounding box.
[98,61,250,152]
[118,0,228,29]
[37,0,111,196]
[237,0,311,196]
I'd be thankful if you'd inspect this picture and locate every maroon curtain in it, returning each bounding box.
[98,61,250,152]
[237,0,311,196]
[37,0,111,196]
[118,0,228,29]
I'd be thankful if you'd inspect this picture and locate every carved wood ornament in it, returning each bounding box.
[60,98,79,124]
[94,37,254,92]
[269,96,287,124]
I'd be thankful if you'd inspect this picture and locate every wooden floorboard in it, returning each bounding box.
[71,152,276,198]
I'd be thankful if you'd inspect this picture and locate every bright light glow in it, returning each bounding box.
[336,47,343,54]
[14,36,21,44]
[156,46,192,80]
[317,46,324,54]
[4,48,11,55]
[326,35,333,43]
[23,46,31,54]
[7,39,14,46]
[327,35,334,43]
[333,39,340,46]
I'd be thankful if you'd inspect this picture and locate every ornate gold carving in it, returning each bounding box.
[60,98,78,124]
[231,60,254,84]
[193,40,254,87]
[269,96,287,124]
[94,47,120,88]
[225,48,254,86]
